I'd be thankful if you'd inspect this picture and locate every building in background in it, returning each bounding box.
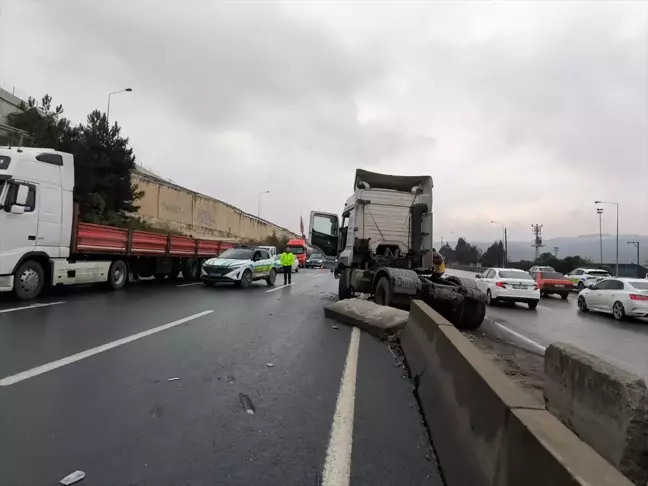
[0,86,31,146]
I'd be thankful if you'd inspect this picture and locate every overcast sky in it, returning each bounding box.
[1,0,646,242]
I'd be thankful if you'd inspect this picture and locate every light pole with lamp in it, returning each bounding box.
[490,220,507,266]
[596,207,604,264]
[627,241,640,278]
[107,88,133,123]
[257,191,270,218]
[595,201,618,276]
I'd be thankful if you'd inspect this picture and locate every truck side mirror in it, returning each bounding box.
[10,205,25,215]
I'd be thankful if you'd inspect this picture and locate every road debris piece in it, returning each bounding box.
[266,363,274,368]
[331,325,339,330]
[167,377,180,381]
[60,470,85,485]
[239,393,256,415]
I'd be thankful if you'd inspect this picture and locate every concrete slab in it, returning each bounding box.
[544,343,648,485]
[323,298,408,338]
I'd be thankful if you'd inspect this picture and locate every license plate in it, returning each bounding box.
[513,284,526,289]
[554,284,564,288]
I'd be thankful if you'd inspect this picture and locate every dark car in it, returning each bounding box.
[306,253,325,268]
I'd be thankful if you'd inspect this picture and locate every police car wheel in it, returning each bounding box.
[240,269,253,289]
[577,281,584,291]
[266,269,277,286]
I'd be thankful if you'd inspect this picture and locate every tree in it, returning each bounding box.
[454,237,481,265]
[439,242,455,262]
[8,95,141,225]
[481,240,505,267]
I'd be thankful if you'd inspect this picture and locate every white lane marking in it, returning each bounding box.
[488,319,547,354]
[176,282,203,287]
[322,326,361,486]
[265,283,294,293]
[0,301,66,314]
[0,310,213,387]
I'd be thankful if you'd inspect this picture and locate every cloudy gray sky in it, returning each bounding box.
[1,0,646,242]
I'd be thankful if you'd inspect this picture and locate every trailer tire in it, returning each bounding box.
[374,277,393,307]
[154,273,167,281]
[13,260,45,301]
[338,268,352,300]
[182,260,198,281]
[453,298,485,330]
[107,260,128,290]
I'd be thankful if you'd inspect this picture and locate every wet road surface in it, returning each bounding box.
[447,268,648,381]
[0,270,439,486]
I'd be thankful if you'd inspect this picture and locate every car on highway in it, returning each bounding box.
[529,265,555,274]
[475,268,540,309]
[566,268,611,291]
[531,270,573,299]
[273,254,299,273]
[201,247,276,288]
[305,253,325,269]
[577,278,648,320]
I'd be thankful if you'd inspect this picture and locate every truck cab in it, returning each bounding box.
[0,147,74,294]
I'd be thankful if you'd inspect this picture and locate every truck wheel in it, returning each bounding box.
[453,298,485,330]
[338,268,352,300]
[266,269,277,286]
[154,273,167,281]
[182,260,198,281]
[374,277,393,306]
[239,269,253,289]
[108,260,128,290]
[14,260,45,301]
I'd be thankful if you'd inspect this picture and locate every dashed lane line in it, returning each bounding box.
[0,310,214,387]
[322,326,361,486]
[265,283,295,293]
[176,282,203,287]
[0,301,66,314]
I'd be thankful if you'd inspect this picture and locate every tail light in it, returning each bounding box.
[629,294,648,301]
[495,281,507,288]
[534,284,540,290]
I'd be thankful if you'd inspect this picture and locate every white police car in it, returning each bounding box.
[566,267,611,291]
[201,247,276,288]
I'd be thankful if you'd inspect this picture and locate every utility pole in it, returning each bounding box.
[595,201,619,276]
[107,88,133,123]
[596,207,604,264]
[257,190,270,217]
[531,224,544,261]
[490,221,507,265]
[553,246,559,258]
[627,241,640,277]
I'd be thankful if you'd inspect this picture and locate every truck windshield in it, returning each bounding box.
[288,246,304,254]
[219,248,254,260]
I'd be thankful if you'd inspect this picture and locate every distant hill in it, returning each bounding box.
[437,235,648,264]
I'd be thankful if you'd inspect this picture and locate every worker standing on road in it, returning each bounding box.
[432,248,446,277]
[280,248,295,285]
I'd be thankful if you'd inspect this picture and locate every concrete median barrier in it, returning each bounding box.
[401,300,633,486]
[323,298,408,338]
[544,343,648,485]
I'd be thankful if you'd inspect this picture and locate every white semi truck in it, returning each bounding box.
[309,169,486,329]
[0,147,229,300]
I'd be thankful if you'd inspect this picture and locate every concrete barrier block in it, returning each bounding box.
[495,408,633,486]
[544,343,648,485]
[401,301,542,486]
[323,298,408,338]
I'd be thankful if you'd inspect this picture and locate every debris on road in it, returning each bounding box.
[167,377,180,381]
[239,393,256,415]
[266,363,274,368]
[331,325,339,330]
[60,470,85,485]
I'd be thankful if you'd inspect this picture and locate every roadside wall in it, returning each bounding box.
[132,169,299,241]
[400,300,633,486]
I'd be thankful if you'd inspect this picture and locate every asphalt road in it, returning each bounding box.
[0,270,439,486]
[447,268,648,381]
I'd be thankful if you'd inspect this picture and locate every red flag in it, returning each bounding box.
[300,216,305,237]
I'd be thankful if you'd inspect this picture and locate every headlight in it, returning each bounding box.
[201,267,207,276]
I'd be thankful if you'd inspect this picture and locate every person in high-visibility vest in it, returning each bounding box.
[280,248,296,285]
[432,248,446,277]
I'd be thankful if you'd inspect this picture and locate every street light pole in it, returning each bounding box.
[627,241,640,277]
[107,88,133,123]
[491,220,507,266]
[257,190,270,217]
[596,208,604,264]
[595,201,618,276]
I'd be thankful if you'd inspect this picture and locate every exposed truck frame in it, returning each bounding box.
[0,147,232,300]
[310,169,485,330]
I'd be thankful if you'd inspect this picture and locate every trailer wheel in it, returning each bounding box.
[154,273,167,281]
[182,260,198,281]
[108,260,128,290]
[374,277,393,307]
[453,298,485,330]
[338,268,352,300]
[13,260,45,301]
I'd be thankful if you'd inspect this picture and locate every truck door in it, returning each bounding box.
[308,211,339,258]
[0,180,38,273]
[37,182,62,256]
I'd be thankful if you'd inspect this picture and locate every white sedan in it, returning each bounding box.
[577,278,648,320]
[475,268,540,309]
